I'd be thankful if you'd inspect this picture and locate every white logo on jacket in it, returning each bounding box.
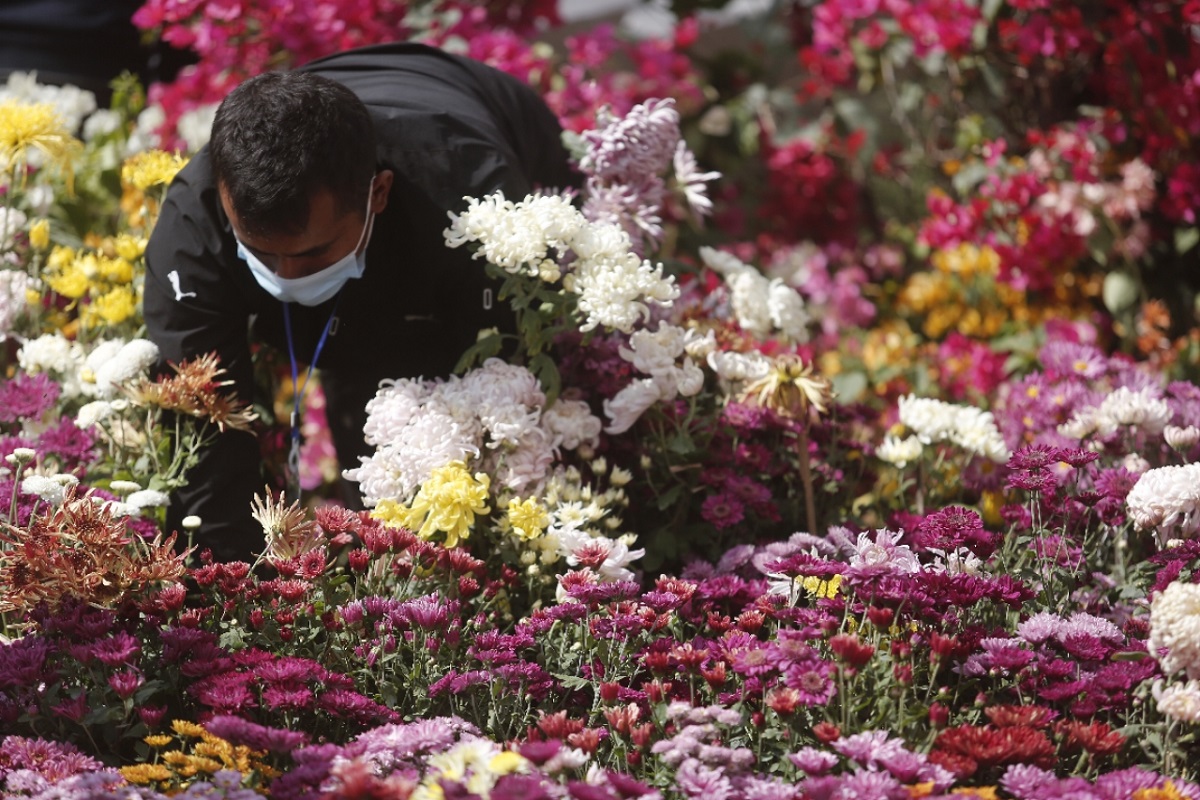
[168,270,197,301]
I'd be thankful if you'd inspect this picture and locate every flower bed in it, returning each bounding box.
[0,1,1199,797]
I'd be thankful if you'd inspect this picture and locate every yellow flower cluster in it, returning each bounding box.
[504,496,550,541]
[801,573,841,599]
[120,150,190,230]
[39,232,145,333]
[0,100,81,189]
[411,740,528,800]
[120,720,278,789]
[121,149,189,191]
[373,461,491,548]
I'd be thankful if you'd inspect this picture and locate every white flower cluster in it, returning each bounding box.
[897,395,1011,463]
[18,334,159,401]
[603,323,712,434]
[0,71,97,134]
[444,191,679,333]
[1058,385,1172,440]
[1149,580,1200,680]
[700,246,810,343]
[347,358,602,506]
[876,434,924,469]
[0,268,35,339]
[1126,463,1200,539]
[1154,679,1200,724]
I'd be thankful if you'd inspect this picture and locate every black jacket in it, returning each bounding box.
[144,42,578,560]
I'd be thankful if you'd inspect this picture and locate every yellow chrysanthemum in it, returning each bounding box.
[1134,783,1189,800]
[43,263,89,299]
[506,496,549,541]
[90,284,138,324]
[373,462,490,548]
[488,751,528,775]
[144,734,174,748]
[171,719,207,738]
[98,255,135,284]
[121,149,189,191]
[950,788,999,799]
[28,218,49,249]
[119,763,173,784]
[0,101,81,188]
[801,573,840,599]
[114,233,147,262]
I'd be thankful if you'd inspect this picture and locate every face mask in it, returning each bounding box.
[236,186,375,306]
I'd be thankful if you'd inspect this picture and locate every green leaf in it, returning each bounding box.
[655,484,684,511]
[1175,226,1199,254]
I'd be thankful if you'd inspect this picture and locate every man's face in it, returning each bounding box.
[220,172,392,280]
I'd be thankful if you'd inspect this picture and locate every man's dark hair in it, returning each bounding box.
[210,71,376,237]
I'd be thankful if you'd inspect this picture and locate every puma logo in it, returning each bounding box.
[167,270,197,301]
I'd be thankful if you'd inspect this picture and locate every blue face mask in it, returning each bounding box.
[236,187,375,306]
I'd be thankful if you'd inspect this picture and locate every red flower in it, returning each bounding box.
[829,633,875,668]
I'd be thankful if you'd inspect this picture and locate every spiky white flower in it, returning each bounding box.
[876,434,924,469]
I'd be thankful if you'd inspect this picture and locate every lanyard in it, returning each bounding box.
[282,300,339,500]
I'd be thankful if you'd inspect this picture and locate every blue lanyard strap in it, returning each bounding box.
[282,300,339,499]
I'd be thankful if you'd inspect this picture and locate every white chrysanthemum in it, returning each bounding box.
[541,398,602,451]
[445,192,584,278]
[699,245,750,277]
[82,108,121,141]
[1095,386,1172,437]
[21,474,72,504]
[1061,385,1172,440]
[176,103,218,152]
[125,489,170,510]
[706,350,771,383]
[1165,425,1200,450]
[573,252,678,333]
[767,278,810,342]
[18,334,85,395]
[672,140,720,219]
[1127,463,1200,539]
[876,434,923,469]
[490,426,556,494]
[603,377,664,434]
[953,406,1011,462]
[899,396,958,445]
[88,339,160,398]
[849,528,921,574]
[124,104,165,155]
[726,270,773,337]
[347,406,480,505]
[0,269,34,340]
[619,323,687,375]
[1154,679,1200,724]
[1148,580,1200,679]
[557,528,645,582]
[898,395,1010,463]
[362,379,435,446]
[75,400,114,429]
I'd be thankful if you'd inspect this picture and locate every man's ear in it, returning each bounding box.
[371,170,395,215]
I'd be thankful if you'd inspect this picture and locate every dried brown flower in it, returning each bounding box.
[738,353,834,420]
[250,489,323,564]
[122,352,257,432]
[0,486,188,615]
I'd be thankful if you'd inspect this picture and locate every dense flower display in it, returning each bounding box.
[0,0,1198,797]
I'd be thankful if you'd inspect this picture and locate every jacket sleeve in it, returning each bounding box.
[143,160,266,562]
